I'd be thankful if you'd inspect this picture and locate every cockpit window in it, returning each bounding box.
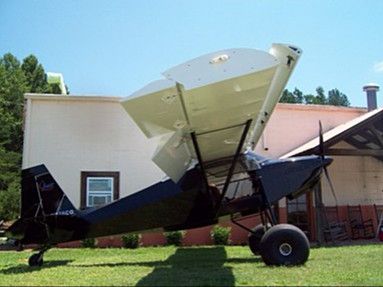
[244,149,266,162]
[253,153,266,162]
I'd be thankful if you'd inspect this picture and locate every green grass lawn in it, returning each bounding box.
[0,244,382,286]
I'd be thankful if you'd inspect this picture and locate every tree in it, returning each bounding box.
[280,89,295,103]
[303,87,327,105]
[292,88,304,104]
[303,94,316,105]
[328,88,350,106]
[279,88,304,104]
[21,55,48,93]
[0,54,27,220]
[0,147,21,220]
[0,54,27,152]
[280,86,350,107]
[315,86,327,105]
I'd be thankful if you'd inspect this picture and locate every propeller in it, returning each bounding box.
[318,121,338,205]
[319,121,324,159]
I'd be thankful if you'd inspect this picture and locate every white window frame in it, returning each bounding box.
[86,176,114,208]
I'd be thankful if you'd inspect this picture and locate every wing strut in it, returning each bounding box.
[190,119,253,215]
[215,119,253,216]
[190,131,210,191]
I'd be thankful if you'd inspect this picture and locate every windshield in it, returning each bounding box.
[242,149,268,170]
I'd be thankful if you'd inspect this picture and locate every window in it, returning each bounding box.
[286,192,314,240]
[87,177,113,207]
[81,171,119,209]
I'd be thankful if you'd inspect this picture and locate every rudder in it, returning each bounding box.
[21,164,76,218]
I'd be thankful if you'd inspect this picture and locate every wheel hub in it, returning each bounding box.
[279,242,292,256]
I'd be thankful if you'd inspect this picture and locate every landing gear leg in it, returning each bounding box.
[248,222,271,255]
[246,208,276,255]
[231,210,273,255]
[28,246,49,267]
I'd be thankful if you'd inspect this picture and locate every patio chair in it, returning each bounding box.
[375,204,383,234]
[323,206,349,242]
[374,204,383,225]
[347,205,375,239]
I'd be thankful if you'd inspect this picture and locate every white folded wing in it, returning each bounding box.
[121,44,302,182]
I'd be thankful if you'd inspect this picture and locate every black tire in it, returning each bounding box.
[248,223,270,255]
[259,224,309,266]
[28,253,43,267]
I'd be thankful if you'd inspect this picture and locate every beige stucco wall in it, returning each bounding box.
[324,150,383,206]
[255,103,366,157]
[23,94,165,208]
[23,95,383,208]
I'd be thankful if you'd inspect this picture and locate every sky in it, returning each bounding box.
[1,0,382,108]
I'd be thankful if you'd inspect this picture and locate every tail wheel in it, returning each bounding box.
[259,224,310,266]
[248,223,271,255]
[28,253,44,267]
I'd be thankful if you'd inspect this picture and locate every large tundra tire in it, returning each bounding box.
[259,224,309,266]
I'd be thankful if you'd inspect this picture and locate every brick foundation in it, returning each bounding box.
[54,204,380,248]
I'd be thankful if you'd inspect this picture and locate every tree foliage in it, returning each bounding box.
[0,53,65,221]
[280,86,350,107]
[21,55,48,93]
[0,54,27,152]
[328,88,350,106]
[280,88,304,104]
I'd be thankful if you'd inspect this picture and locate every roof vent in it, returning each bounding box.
[363,83,379,111]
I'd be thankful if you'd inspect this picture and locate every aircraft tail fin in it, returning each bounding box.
[21,165,77,218]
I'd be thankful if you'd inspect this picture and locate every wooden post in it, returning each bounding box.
[314,183,325,245]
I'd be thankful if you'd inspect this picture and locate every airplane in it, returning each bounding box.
[5,43,333,267]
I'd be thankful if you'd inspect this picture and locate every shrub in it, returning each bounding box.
[121,233,141,249]
[164,230,185,246]
[81,237,96,248]
[211,225,231,245]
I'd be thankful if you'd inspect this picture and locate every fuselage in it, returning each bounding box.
[7,154,332,246]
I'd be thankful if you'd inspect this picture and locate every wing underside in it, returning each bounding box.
[121,44,302,182]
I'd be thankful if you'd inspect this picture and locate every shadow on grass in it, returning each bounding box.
[0,247,262,285]
[74,247,259,285]
[135,247,234,286]
[72,252,261,269]
[0,260,72,274]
